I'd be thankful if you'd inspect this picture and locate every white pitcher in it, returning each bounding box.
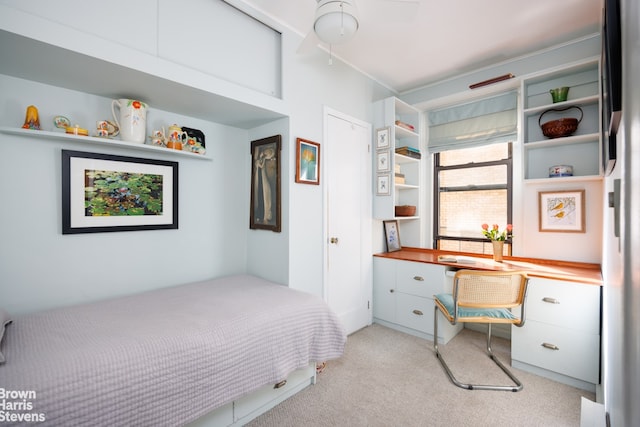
[111,99,148,143]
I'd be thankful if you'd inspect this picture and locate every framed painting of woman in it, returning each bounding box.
[250,135,281,232]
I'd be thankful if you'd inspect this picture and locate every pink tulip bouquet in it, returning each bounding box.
[481,223,513,241]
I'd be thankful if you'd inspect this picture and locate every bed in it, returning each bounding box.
[0,275,346,426]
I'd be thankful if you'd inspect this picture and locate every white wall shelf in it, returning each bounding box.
[523,175,603,185]
[524,132,600,149]
[0,127,212,160]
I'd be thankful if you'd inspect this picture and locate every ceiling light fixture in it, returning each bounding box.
[314,0,359,45]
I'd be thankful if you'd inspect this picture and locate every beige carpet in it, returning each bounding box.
[247,323,595,427]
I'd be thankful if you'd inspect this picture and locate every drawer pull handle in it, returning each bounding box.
[412,309,424,316]
[274,380,287,389]
[541,342,560,351]
[389,289,395,293]
[413,276,424,281]
[542,297,560,304]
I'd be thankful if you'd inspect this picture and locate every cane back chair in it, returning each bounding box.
[433,269,529,392]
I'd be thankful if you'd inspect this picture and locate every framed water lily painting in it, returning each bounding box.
[62,150,178,234]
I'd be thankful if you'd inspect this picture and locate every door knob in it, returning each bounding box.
[330,237,339,244]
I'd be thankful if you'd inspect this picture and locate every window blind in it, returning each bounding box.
[427,91,518,153]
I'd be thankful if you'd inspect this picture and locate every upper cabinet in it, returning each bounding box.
[521,57,601,182]
[0,1,287,130]
[373,96,422,246]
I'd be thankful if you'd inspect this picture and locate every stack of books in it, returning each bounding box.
[395,146,421,159]
[394,172,405,184]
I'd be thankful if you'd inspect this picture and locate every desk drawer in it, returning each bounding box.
[396,261,446,297]
[396,293,432,333]
[526,278,600,333]
[512,320,599,384]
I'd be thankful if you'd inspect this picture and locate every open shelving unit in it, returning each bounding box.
[373,96,422,247]
[521,57,602,182]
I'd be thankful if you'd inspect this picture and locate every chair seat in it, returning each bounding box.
[435,293,517,322]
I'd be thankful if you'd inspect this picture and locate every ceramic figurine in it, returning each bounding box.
[22,105,41,130]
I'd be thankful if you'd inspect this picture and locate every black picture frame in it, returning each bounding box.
[601,0,622,175]
[62,150,178,234]
[250,135,282,232]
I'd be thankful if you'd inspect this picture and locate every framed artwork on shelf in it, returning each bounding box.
[62,150,178,234]
[376,150,390,172]
[383,220,402,252]
[375,127,390,149]
[295,137,320,185]
[376,174,390,196]
[250,135,282,232]
[538,189,585,233]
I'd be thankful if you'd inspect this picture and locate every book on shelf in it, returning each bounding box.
[395,120,415,132]
[395,146,421,159]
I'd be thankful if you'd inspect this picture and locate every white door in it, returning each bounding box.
[324,108,372,335]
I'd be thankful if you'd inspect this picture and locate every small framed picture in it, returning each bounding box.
[376,174,390,196]
[295,138,320,185]
[538,189,586,233]
[383,220,401,252]
[376,127,390,149]
[376,150,390,172]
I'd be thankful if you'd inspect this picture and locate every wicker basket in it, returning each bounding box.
[539,105,583,139]
[395,205,416,216]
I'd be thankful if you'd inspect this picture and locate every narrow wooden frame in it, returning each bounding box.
[538,189,586,233]
[250,135,282,232]
[295,138,320,185]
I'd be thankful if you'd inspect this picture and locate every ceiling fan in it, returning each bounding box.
[299,0,420,53]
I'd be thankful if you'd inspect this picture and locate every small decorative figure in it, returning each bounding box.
[22,105,41,130]
[53,115,71,130]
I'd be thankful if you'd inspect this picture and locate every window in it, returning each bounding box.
[433,143,512,255]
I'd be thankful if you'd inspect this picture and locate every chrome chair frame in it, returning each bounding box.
[433,270,529,392]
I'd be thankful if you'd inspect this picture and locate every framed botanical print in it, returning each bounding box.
[376,150,390,172]
[376,127,390,149]
[383,220,402,252]
[376,174,390,196]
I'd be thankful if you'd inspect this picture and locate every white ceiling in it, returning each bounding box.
[240,0,603,93]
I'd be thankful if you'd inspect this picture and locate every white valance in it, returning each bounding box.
[427,91,518,153]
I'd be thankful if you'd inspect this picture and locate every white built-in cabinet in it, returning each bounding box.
[373,97,422,247]
[373,256,601,391]
[521,57,602,182]
[373,257,463,344]
[512,277,601,392]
